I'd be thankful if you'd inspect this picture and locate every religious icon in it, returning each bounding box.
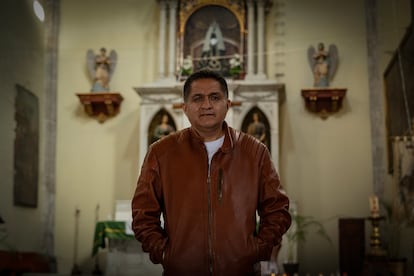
[198,21,226,73]
[247,112,267,145]
[153,114,175,142]
[86,47,118,92]
[307,42,338,87]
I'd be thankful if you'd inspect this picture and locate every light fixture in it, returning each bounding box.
[33,0,45,22]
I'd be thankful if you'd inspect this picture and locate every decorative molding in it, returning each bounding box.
[233,81,285,104]
[134,85,182,105]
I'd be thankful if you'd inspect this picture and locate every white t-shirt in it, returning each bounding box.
[204,135,225,165]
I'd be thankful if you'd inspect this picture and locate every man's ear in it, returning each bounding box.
[182,103,187,114]
[227,100,231,110]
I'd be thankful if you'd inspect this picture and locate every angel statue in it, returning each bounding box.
[307,42,338,87]
[87,47,117,92]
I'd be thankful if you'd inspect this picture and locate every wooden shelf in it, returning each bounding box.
[301,88,347,119]
[76,92,124,123]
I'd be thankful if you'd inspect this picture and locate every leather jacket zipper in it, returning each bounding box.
[207,168,213,274]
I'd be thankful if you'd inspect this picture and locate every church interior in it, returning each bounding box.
[1,0,414,275]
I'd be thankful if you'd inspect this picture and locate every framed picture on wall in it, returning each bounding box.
[14,84,39,208]
[383,26,414,173]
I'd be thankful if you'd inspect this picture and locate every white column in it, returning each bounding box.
[245,0,255,79]
[168,0,178,80]
[158,0,167,80]
[257,0,266,79]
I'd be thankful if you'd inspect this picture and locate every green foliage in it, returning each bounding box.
[285,213,332,262]
[229,53,242,77]
[378,199,410,258]
[229,65,242,76]
[0,228,15,251]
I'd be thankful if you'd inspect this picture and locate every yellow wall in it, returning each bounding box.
[278,1,373,270]
[0,0,412,274]
[55,0,159,272]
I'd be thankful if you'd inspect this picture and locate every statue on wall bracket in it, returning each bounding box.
[87,47,118,92]
[76,47,123,123]
[307,42,338,88]
[302,42,347,119]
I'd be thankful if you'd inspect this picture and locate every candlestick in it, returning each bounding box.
[366,215,387,257]
[369,195,380,218]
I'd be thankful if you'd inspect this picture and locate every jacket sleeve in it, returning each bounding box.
[256,148,292,261]
[131,146,167,264]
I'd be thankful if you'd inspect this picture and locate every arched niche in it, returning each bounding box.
[147,109,177,147]
[241,107,271,153]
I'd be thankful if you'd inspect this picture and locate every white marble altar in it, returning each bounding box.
[134,78,284,168]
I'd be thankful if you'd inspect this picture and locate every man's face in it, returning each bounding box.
[183,78,230,135]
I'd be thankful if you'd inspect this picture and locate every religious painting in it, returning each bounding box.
[180,2,246,77]
[148,109,177,147]
[391,139,414,225]
[14,84,39,208]
[384,26,414,173]
[384,20,414,224]
[242,107,271,153]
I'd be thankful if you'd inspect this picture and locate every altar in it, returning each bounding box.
[134,0,285,169]
[92,221,162,276]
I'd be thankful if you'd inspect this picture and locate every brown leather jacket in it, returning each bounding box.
[131,122,291,276]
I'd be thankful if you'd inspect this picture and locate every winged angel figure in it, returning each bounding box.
[307,43,338,87]
[87,47,117,92]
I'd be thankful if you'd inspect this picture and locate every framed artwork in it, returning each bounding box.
[384,21,414,224]
[384,26,414,173]
[14,84,39,208]
[179,1,246,77]
[391,138,414,224]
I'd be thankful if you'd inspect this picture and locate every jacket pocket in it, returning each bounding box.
[218,169,223,203]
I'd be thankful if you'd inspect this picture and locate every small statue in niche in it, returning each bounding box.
[153,114,175,142]
[87,47,117,92]
[307,42,338,87]
[247,112,267,145]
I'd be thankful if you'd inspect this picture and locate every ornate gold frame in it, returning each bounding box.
[178,0,245,35]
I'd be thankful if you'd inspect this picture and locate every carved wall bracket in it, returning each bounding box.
[76,92,124,123]
[301,88,347,119]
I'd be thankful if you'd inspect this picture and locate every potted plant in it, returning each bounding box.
[179,55,193,80]
[379,199,410,266]
[283,210,332,275]
[0,216,15,251]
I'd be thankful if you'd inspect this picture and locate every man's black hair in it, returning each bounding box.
[183,70,228,102]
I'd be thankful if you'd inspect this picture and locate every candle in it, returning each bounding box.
[369,195,379,218]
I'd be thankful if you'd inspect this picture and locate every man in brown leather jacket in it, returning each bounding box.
[131,70,291,276]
